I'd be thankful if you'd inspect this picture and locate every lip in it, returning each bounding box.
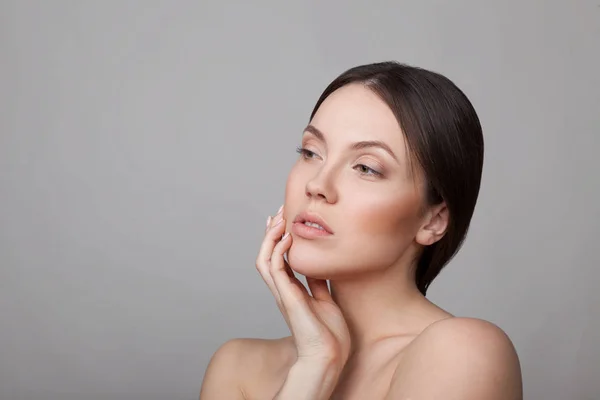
[292,211,334,235]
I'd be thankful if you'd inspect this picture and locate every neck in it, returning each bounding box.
[329,258,439,355]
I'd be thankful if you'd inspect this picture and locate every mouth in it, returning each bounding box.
[292,211,334,235]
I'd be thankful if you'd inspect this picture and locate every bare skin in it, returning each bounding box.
[200,84,523,400]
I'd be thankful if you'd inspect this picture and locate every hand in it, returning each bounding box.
[256,206,351,372]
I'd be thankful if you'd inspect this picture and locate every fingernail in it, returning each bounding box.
[277,205,283,214]
[274,219,284,226]
[282,232,290,240]
[266,216,272,228]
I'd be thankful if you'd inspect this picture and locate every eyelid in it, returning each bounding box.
[301,138,320,149]
[300,140,323,155]
[302,146,320,156]
[356,156,385,172]
[296,146,320,161]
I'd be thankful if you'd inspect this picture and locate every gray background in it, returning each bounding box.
[1,1,598,399]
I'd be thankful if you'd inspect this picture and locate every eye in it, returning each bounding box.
[295,146,319,160]
[354,164,382,177]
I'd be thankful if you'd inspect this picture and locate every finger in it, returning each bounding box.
[306,278,333,302]
[284,264,295,280]
[270,234,325,339]
[258,218,286,265]
[270,233,314,314]
[268,206,284,231]
[270,233,301,287]
[269,205,284,225]
[283,261,310,299]
[256,216,286,305]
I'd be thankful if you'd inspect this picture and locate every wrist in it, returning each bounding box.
[294,356,342,379]
[273,359,341,400]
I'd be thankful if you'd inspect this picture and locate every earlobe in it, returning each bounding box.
[415,230,438,246]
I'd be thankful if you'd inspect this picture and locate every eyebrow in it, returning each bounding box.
[303,124,399,163]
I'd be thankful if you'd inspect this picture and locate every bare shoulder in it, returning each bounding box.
[387,317,523,400]
[199,336,295,400]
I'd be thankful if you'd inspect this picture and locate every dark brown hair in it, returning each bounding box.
[309,61,484,296]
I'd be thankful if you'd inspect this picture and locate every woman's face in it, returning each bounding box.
[284,83,430,279]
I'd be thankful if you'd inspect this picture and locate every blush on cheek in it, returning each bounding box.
[352,195,421,238]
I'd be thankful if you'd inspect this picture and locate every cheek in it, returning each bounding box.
[285,165,303,199]
[283,164,305,226]
[330,191,422,272]
[348,190,422,238]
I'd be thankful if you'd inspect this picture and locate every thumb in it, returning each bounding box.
[306,278,333,302]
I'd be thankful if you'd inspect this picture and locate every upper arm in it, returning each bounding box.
[199,339,247,400]
[386,318,523,400]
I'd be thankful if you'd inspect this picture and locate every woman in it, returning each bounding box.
[200,61,523,399]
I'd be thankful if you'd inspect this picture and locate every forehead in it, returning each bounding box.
[309,83,406,151]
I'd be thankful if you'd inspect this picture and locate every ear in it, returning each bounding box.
[415,202,449,246]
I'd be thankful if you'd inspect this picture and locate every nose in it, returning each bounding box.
[305,167,338,204]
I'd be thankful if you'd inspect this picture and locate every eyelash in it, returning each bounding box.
[295,146,383,177]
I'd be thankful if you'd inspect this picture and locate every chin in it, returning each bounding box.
[287,243,334,279]
[287,240,364,280]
